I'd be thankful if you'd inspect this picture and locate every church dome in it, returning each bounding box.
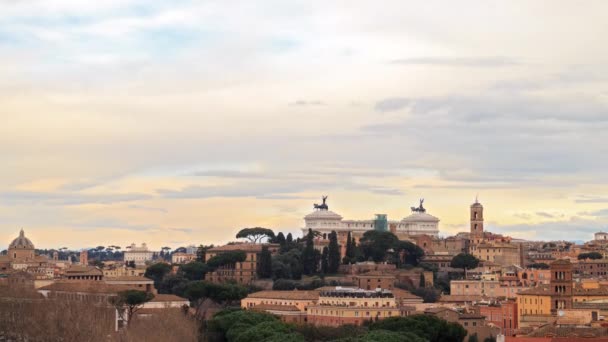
[9,229,35,250]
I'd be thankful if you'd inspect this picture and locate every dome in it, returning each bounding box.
[9,229,35,250]
[401,212,439,223]
[304,210,343,220]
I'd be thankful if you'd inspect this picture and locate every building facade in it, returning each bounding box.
[307,287,400,326]
[205,243,279,285]
[123,243,154,266]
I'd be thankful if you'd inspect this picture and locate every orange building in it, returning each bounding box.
[353,271,396,290]
[478,300,518,336]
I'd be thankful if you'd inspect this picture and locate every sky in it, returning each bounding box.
[1,1,608,250]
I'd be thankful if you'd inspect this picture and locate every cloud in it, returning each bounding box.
[536,212,556,219]
[0,190,152,206]
[490,216,605,241]
[128,204,168,213]
[389,56,520,67]
[575,196,608,203]
[289,100,326,106]
[374,97,410,113]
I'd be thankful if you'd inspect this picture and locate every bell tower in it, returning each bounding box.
[470,197,484,245]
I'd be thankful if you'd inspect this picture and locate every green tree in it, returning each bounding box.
[207,310,279,342]
[358,330,426,342]
[179,261,209,281]
[450,253,480,275]
[528,262,550,269]
[272,279,297,290]
[258,246,272,278]
[328,231,341,273]
[468,333,479,342]
[286,233,293,243]
[206,250,247,270]
[394,240,425,267]
[158,273,189,295]
[321,247,329,274]
[184,281,248,316]
[233,321,304,342]
[483,336,496,342]
[359,231,399,262]
[196,244,213,262]
[578,252,603,260]
[275,232,286,246]
[144,262,171,288]
[111,290,154,326]
[369,315,467,342]
[412,287,440,303]
[302,229,317,275]
[343,231,354,264]
[236,227,275,243]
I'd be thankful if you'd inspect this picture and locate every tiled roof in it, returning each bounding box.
[252,304,302,312]
[65,266,103,276]
[391,288,423,300]
[150,294,189,302]
[38,281,136,294]
[105,276,152,282]
[518,284,551,296]
[247,290,319,300]
[355,270,396,278]
[439,295,484,302]
[208,243,279,252]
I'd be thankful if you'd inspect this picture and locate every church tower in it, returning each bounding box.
[470,198,484,245]
[80,249,88,266]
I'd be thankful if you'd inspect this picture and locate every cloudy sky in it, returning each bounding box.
[1,1,608,249]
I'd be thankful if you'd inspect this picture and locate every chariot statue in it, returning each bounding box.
[314,196,329,210]
[410,198,426,213]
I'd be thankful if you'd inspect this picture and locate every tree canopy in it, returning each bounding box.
[179,261,209,281]
[206,250,247,270]
[369,315,467,342]
[110,290,154,326]
[144,262,172,287]
[578,252,603,260]
[450,253,480,272]
[236,227,276,243]
[359,231,399,262]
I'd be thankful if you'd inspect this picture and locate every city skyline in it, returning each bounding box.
[2,1,608,248]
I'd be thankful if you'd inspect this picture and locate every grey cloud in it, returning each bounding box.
[374,97,409,112]
[490,216,605,241]
[536,212,556,219]
[364,91,608,185]
[69,218,156,231]
[0,190,152,206]
[579,209,608,217]
[575,196,608,203]
[514,213,532,220]
[389,56,520,67]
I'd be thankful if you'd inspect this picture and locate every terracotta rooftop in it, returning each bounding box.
[439,295,484,303]
[517,284,551,296]
[247,290,319,300]
[208,243,279,253]
[150,294,189,302]
[391,288,423,300]
[252,304,302,312]
[105,276,153,282]
[355,270,397,278]
[39,281,137,294]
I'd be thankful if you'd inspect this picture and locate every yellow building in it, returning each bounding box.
[472,242,521,267]
[241,290,319,312]
[307,288,401,326]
